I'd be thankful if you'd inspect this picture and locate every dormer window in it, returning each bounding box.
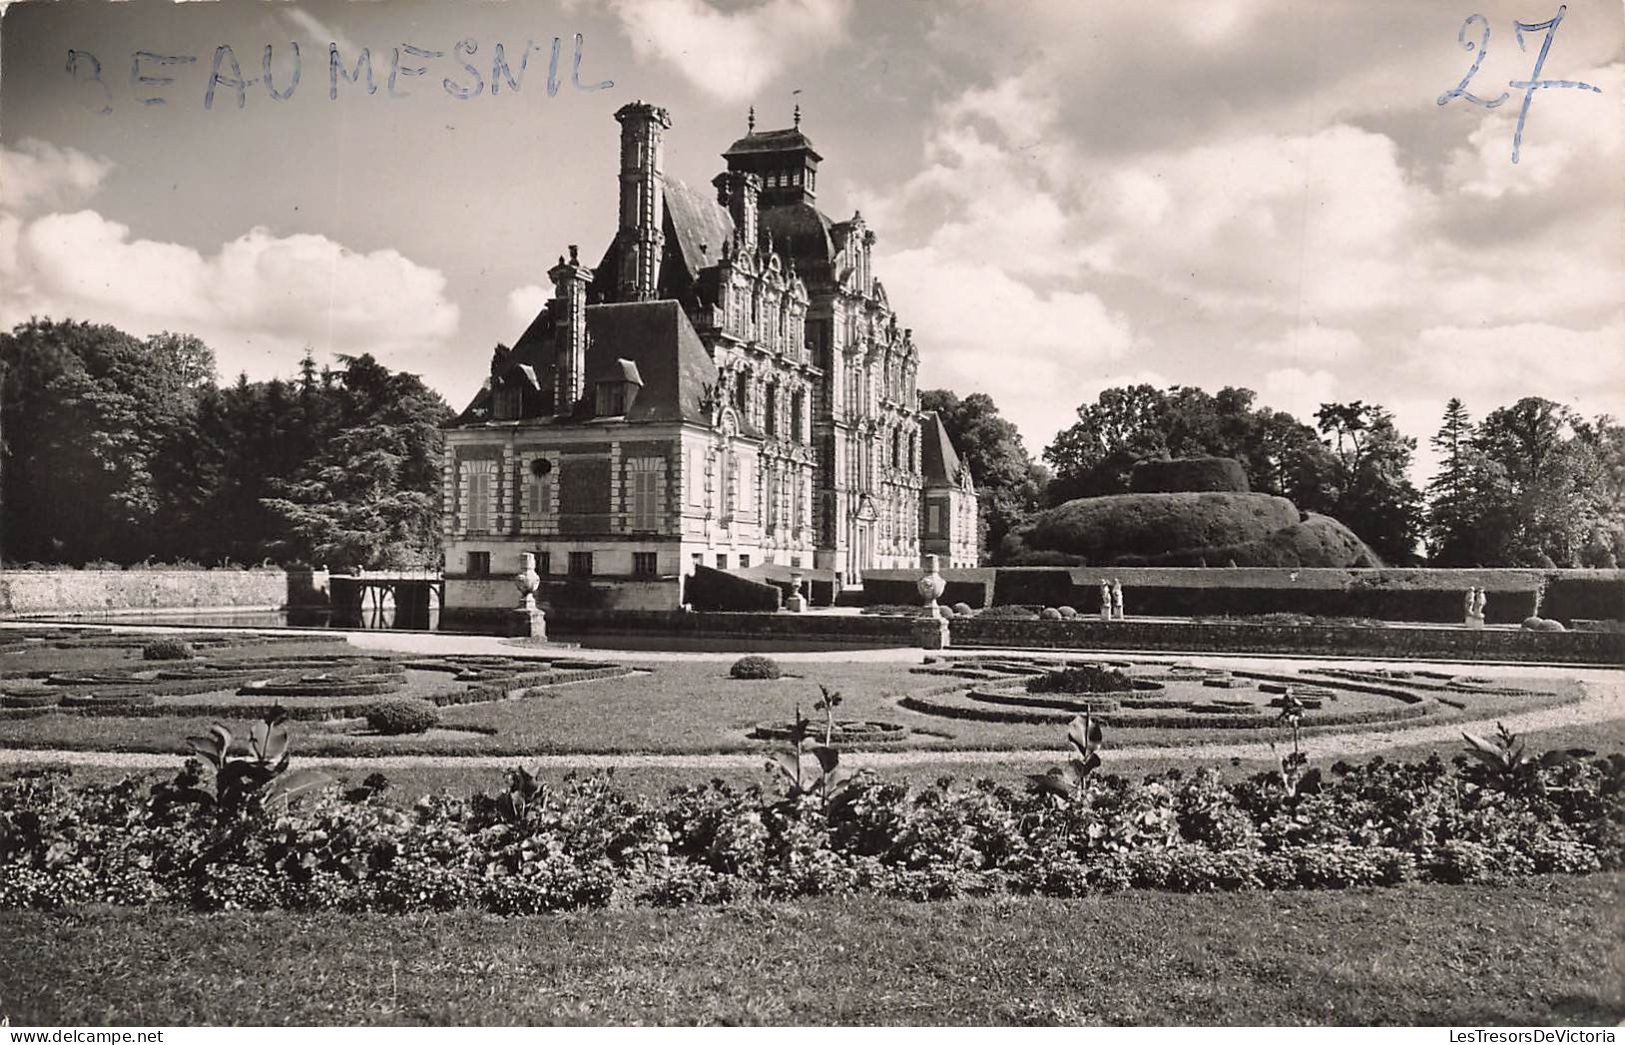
[596,382,627,416]
[493,385,523,420]
[593,358,643,417]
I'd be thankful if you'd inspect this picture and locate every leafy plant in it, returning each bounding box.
[162,709,335,814]
[1270,692,1310,797]
[766,697,847,805]
[1029,713,1104,799]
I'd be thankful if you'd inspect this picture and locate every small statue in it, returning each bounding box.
[1110,579,1125,621]
[1472,587,1488,625]
[1463,588,1475,624]
[1100,581,1113,621]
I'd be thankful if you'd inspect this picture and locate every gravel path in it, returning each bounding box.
[4,677,1620,774]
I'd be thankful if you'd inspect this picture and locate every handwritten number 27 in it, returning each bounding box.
[1437,5,1602,163]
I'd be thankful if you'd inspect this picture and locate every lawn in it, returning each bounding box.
[0,655,1585,757]
[1,876,1618,1025]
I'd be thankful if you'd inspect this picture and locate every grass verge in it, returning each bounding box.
[0,876,1618,1025]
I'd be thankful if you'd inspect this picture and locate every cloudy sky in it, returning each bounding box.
[2,0,1621,477]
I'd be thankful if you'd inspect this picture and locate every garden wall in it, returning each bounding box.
[949,616,1625,666]
[0,568,330,616]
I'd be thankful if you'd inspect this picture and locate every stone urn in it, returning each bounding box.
[916,554,948,616]
[787,570,807,613]
[514,552,541,610]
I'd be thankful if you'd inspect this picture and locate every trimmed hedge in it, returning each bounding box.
[1130,457,1250,494]
[684,565,780,612]
[1541,572,1625,623]
[365,699,440,735]
[861,568,995,610]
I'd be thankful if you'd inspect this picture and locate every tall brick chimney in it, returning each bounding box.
[712,170,762,254]
[549,244,592,416]
[614,101,672,301]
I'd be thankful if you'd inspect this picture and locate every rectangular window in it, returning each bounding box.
[568,551,594,577]
[632,551,658,578]
[627,458,661,531]
[928,502,944,536]
[528,472,550,516]
[467,551,490,577]
[537,551,551,575]
[465,470,489,531]
[739,554,751,569]
[791,557,802,568]
[717,554,729,569]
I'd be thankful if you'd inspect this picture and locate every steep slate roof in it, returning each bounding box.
[580,301,718,424]
[761,202,836,283]
[663,177,735,282]
[454,300,720,427]
[921,411,971,488]
[723,127,822,161]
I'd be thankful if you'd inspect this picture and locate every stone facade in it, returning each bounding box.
[442,102,975,615]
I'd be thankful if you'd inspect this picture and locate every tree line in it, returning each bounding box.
[1,318,452,569]
[3,318,1618,570]
[925,384,1623,568]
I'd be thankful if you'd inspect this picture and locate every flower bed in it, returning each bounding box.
[2,743,1619,912]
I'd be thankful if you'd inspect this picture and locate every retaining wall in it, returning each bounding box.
[0,568,330,616]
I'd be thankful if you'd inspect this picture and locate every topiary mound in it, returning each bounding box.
[1130,456,1250,493]
[1002,495,1378,568]
[364,699,440,735]
[729,655,783,680]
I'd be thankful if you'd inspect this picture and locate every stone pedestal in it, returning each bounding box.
[786,571,807,613]
[504,607,547,639]
[912,614,950,650]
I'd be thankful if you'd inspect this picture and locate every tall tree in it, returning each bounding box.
[1314,402,1424,564]
[919,389,1043,552]
[1462,398,1621,566]
[0,319,214,563]
[262,354,452,567]
[1424,398,1482,564]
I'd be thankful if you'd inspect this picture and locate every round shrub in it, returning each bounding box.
[1040,607,1062,620]
[1129,456,1250,494]
[142,638,197,661]
[951,602,973,617]
[1521,616,1566,632]
[729,655,783,680]
[364,699,440,735]
[1057,605,1078,619]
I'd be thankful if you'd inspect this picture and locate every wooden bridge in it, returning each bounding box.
[328,568,444,629]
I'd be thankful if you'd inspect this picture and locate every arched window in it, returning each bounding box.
[764,384,778,438]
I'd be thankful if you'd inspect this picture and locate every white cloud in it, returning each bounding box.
[1401,319,1625,417]
[598,0,851,103]
[506,284,551,326]
[886,250,1136,452]
[0,139,113,213]
[1087,124,1428,318]
[1248,323,1365,364]
[1,209,459,380]
[1259,367,1340,422]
